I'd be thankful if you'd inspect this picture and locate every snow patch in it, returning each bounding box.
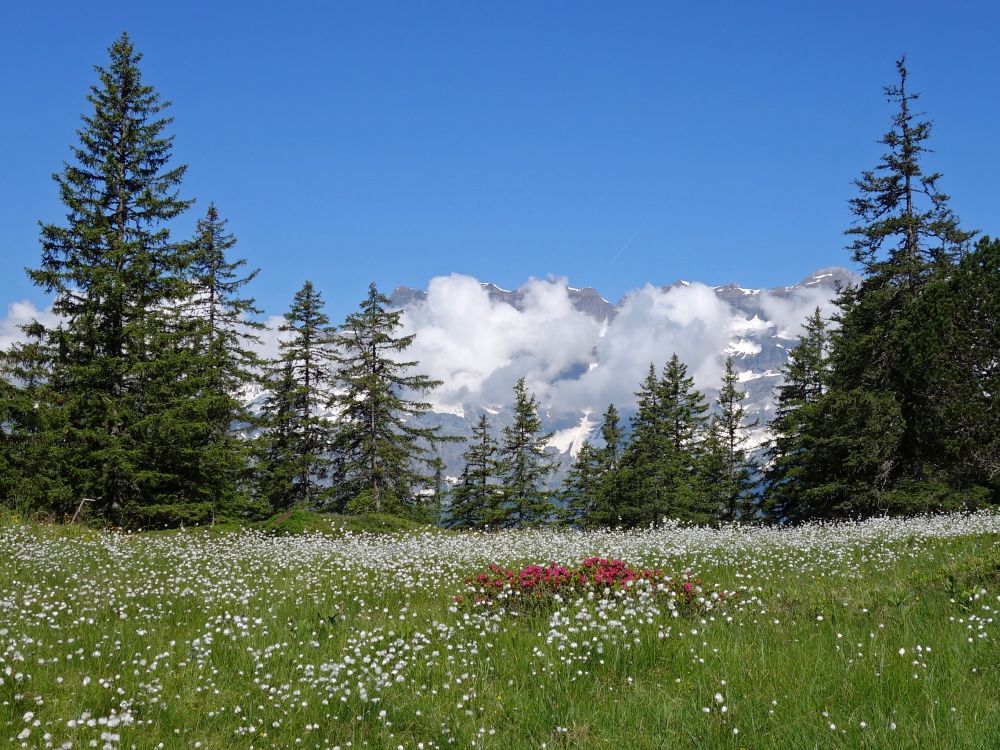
[736,369,781,383]
[480,282,511,294]
[806,272,834,286]
[547,410,596,458]
[730,314,773,335]
[433,403,465,419]
[725,339,762,357]
[743,426,773,452]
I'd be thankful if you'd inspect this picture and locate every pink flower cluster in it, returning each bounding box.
[459,557,721,614]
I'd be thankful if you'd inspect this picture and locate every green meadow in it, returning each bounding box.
[2,512,999,749]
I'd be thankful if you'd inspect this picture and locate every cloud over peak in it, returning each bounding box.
[398,271,844,420]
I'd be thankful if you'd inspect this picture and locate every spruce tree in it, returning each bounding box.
[153,204,265,521]
[587,403,625,527]
[185,203,265,389]
[0,323,71,515]
[558,442,602,527]
[330,282,452,515]
[425,454,447,525]
[257,281,337,510]
[711,356,758,522]
[658,354,712,523]
[446,466,475,528]
[820,57,975,515]
[598,403,624,474]
[497,377,556,528]
[445,414,501,528]
[698,416,728,521]
[21,33,194,524]
[617,356,711,526]
[844,57,971,293]
[764,309,831,522]
[901,235,999,504]
[614,366,666,527]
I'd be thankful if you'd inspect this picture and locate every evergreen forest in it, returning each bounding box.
[1,36,996,529]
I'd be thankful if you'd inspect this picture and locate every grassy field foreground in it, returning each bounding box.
[2,513,1000,749]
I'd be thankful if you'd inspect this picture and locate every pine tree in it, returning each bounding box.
[152,204,265,521]
[185,204,264,390]
[764,309,831,522]
[19,33,194,525]
[558,442,602,526]
[711,356,758,522]
[616,356,711,527]
[0,323,71,515]
[445,414,501,528]
[257,281,337,510]
[424,454,447,525]
[901,235,999,505]
[598,403,624,475]
[820,57,975,516]
[255,359,299,510]
[698,416,729,522]
[330,282,453,516]
[845,57,972,293]
[446,466,477,529]
[587,403,625,527]
[658,354,712,523]
[497,378,556,528]
[615,365,669,527]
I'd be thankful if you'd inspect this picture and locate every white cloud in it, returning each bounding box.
[757,286,840,339]
[1,275,841,423]
[0,300,60,351]
[250,315,292,363]
[400,275,602,411]
[546,282,735,417]
[398,275,841,419]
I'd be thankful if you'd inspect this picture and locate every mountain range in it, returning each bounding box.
[382,266,857,484]
[239,266,855,486]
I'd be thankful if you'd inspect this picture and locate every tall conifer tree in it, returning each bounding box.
[658,354,712,523]
[710,356,758,522]
[616,365,668,527]
[154,204,265,521]
[497,378,556,528]
[816,57,974,516]
[445,414,502,528]
[765,309,831,522]
[558,442,602,526]
[615,357,711,526]
[257,281,336,510]
[586,403,625,527]
[0,324,70,514]
[21,33,194,524]
[330,282,451,515]
[901,236,999,504]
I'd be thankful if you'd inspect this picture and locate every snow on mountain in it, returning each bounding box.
[385,267,855,482]
[547,409,597,458]
[725,339,763,358]
[230,266,855,485]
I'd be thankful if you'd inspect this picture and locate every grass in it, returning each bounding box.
[1,513,999,748]
[256,509,437,536]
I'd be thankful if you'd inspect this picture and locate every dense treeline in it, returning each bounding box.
[0,35,454,527]
[0,39,996,528]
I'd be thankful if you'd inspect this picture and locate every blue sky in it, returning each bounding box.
[2,1,998,321]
